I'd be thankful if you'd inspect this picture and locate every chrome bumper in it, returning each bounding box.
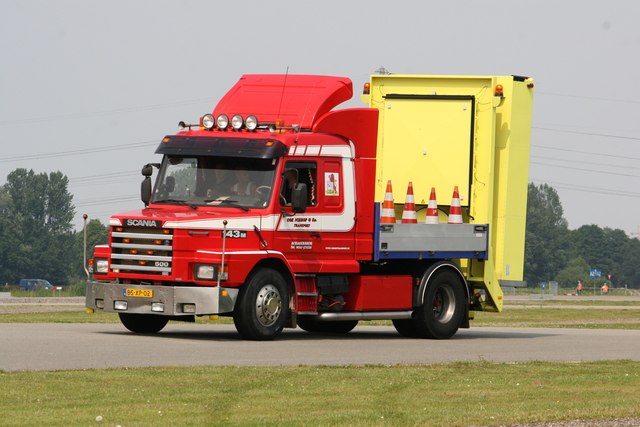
[85,281,239,316]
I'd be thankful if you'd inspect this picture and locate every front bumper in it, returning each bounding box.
[85,281,239,316]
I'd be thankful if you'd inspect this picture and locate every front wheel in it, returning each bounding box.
[413,267,466,339]
[233,268,289,341]
[118,313,169,334]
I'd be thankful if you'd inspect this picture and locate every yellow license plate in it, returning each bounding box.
[124,289,153,298]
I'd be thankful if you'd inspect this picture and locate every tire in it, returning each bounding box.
[392,319,419,338]
[233,268,289,341]
[297,317,358,334]
[413,267,466,339]
[118,313,169,334]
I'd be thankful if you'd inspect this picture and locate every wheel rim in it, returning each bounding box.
[432,284,456,324]
[255,284,282,326]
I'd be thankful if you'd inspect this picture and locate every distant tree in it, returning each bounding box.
[524,183,570,287]
[554,257,590,288]
[0,186,26,285]
[0,169,75,285]
[611,237,640,289]
[72,218,109,277]
[570,225,630,287]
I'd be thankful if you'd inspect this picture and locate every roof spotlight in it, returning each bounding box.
[231,114,244,131]
[217,114,229,130]
[201,114,215,130]
[245,115,258,131]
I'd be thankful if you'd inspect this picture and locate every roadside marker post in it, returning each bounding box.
[589,269,601,296]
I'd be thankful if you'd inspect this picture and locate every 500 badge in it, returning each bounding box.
[222,230,247,239]
[154,261,170,267]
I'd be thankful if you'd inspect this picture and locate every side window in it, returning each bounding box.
[281,161,317,206]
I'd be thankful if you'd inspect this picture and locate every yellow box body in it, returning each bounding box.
[362,75,534,311]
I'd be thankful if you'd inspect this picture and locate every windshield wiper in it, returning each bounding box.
[155,199,198,210]
[204,198,250,211]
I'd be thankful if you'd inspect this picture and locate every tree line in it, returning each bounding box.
[0,169,107,286]
[1,169,638,289]
[525,183,640,289]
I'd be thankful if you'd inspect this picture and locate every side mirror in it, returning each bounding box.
[291,183,308,213]
[141,164,153,177]
[141,177,152,206]
[141,164,154,206]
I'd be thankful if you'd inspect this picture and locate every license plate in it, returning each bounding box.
[124,289,153,298]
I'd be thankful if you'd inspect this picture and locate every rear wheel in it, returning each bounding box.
[297,317,358,334]
[233,268,289,341]
[413,267,466,339]
[392,319,419,338]
[118,313,169,334]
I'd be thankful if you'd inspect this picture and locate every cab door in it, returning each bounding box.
[274,157,358,273]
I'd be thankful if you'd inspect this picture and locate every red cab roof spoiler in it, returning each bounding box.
[212,74,353,129]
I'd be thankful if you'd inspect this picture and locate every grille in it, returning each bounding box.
[110,226,173,275]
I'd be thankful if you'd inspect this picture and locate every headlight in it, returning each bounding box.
[195,264,215,280]
[231,114,244,130]
[95,259,109,274]
[201,114,215,130]
[245,115,258,131]
[217,114,229,130]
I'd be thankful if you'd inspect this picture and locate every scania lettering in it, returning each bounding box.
[86,73,534,340]
[125,219,162,227]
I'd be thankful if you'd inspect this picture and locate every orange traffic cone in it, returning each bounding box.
[425,187,439,224]
[448,186,463,224]
[380,180,396,223]
[401,182,418,223]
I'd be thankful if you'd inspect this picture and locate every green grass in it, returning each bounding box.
[472,308,640,329]
[2,305,639,329]
[0,310,236,324]
[1,361,639,426]
[514,299,640,306]
[5,280,86,297]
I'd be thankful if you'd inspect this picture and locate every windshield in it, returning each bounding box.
[151,156,278,209]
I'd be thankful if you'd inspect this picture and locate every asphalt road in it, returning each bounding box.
[3,323,640,372]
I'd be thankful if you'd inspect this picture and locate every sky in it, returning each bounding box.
[1,1,639,236]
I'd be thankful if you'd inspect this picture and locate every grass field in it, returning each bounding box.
[2,303,640,329]
[1,361,639,426]
[1,298,639,426]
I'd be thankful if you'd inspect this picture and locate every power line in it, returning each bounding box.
[0,140,158,163]
[0,98,218,126]
[69,170,139,182]
[74,196,139,208]
[536,91,640,104]
[533,121,640,134]
[530,178,640,199]
[530,161,640,179]
[530,155,638,171]
[533,126,640,142]
[531,143,640,161]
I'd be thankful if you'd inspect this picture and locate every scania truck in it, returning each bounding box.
[86,73,534,340]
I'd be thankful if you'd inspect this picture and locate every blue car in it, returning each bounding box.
[19,279,54,291]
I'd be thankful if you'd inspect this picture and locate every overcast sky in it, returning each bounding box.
[2,1,639,236]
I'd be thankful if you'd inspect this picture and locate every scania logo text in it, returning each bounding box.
[124,219,161,227]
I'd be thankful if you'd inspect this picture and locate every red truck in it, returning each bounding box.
[86,73,534,340]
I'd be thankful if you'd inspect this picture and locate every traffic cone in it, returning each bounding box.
[425,187,439,224]
[401,182,418,223]
[380,180,396,223]
[448,186,463,224]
